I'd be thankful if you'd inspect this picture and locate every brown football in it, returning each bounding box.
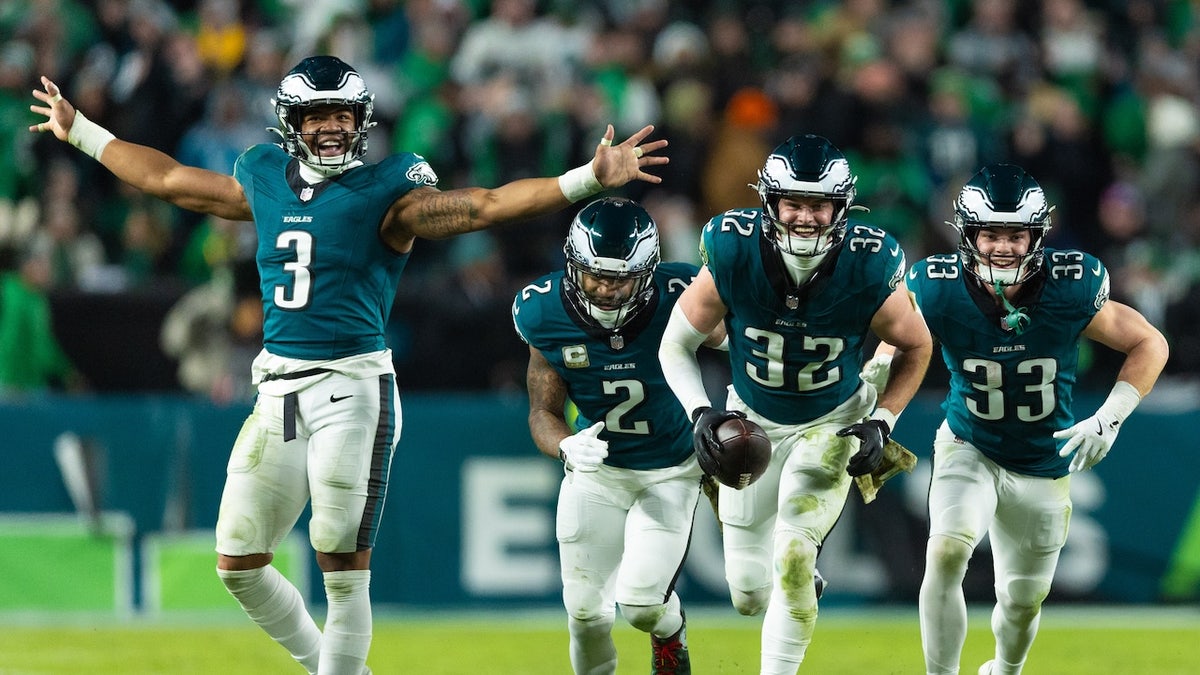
[711,417,772,489]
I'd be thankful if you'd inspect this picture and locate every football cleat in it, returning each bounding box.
[978,659,995,674]
[650,609,691,674]
[814,567,826,600]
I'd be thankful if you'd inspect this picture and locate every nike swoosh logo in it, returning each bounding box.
[891,244,901,257]
[1092,262,1102,276]
[330,394,353,403]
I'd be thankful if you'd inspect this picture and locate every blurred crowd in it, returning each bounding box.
[1,0,1198,398]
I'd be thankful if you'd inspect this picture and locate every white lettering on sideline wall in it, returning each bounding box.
[459,456,1109,600]
[461,457,560,595]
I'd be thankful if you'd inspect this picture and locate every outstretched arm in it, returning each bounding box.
[30,76,251,221]
[380,124,668,252]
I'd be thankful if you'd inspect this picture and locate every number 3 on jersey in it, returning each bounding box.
[275,230,313,309]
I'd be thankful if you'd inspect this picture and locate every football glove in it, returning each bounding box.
[691,406,747,477]
[854,438,918,504]
[860,353,892,394]
[559,421,608,472]
[1053,381,1141,473]
[836,418,890,477]
[1053,409,1120,472]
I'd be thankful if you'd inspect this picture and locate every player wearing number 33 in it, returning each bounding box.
[658,134,933,674]
[29,56,667,675]
[513,198,727,675]
[872,164,1168,675]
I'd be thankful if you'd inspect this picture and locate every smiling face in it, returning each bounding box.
[976,226,1031,263]
[298,104,357,158]
[767,195,839,259]
[971,226,1033,286]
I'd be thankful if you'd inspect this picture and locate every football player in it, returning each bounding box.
[885,164,1167,675]
[30,57,667,675]
[658,134,932,674]
[513,198,725,675]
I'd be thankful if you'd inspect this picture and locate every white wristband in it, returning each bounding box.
[558,162,602,203]
[67,111,115,160]
[1098,381,1142,423]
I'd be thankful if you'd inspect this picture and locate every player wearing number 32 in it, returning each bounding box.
[30,56,667,675]
[882,164,1168,675]
[513,198,726,675]
[658,134,932,674]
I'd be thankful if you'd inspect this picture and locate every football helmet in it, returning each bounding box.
[563,197,660,330]
[754,134,857,269]
[271,55,375,174]
[952,163,1052,288]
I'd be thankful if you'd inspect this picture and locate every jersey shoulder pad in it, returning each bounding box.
[842,220,906,290]
[511,272,561,343]
[655,262,700,301]
[906,252,962,302]
[234,143,285,174]
[657,261,700,284]
[1043,248,1109,313]
[700,209,759,269]
[376,152,439,188]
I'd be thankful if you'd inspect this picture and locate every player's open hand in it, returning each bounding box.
[591,124,668,189]
[28,76,75,141]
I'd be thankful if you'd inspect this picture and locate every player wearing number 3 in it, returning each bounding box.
[658,134,932,674]
[30,56,667,675]
[874,164,1168,675]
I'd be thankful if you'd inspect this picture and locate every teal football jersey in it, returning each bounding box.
[234,144,434,360]
[908,249,1110,477]
[512,262,699,470]
[700,209,905,425]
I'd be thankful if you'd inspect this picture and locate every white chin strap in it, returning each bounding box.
[298,157,361,182]
[589,305,623,329]
[781,249,827,286]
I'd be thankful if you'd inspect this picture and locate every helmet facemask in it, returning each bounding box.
[754,135,856,275]
[563,198,660,330]
[271,56,376,176]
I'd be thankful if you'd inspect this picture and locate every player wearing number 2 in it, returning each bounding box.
[30,56,667,674]
[889,164,1168,675]
[658,134,932,674]
[513,198,726,675]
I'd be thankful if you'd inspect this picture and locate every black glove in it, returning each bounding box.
[691,406,747,476]
[836,418,890,477]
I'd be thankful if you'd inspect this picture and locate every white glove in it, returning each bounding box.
[1053,409,1120,472]
[559,421,608,472]
[861,353,892,394]
[1053,381,1141,473]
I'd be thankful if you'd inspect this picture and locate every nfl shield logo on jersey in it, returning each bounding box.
[300,186,314,202]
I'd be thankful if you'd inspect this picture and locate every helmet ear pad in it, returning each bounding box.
[563,197,661,329]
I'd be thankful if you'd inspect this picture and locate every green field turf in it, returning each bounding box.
[2,605,1197,674]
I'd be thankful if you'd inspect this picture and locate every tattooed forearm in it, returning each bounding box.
[527,349,570,455]
[416,190,479,238]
